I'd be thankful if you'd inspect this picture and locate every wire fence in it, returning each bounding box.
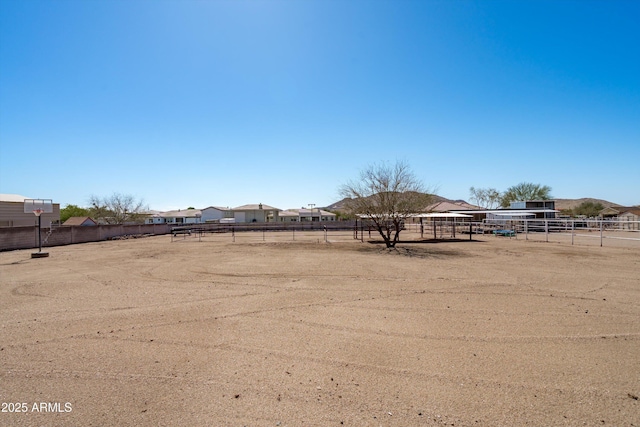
[169,219,640,248]
[480,218,640,248]
[169,222,358,244]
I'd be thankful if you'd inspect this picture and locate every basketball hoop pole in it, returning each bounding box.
[31,209,49,258]
[37,211,42,253]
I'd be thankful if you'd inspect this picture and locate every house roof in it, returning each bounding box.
[203,206,229,211]
[0,194,31,203]
[411,212,473,218]
[282,209,337,216]
[600,206,640,216]
[426,201,477,212]
[63,216,97,226]
[450,209,558,214]
[160,209,202,218]
[233,204,280,211]
[618,208,640,216]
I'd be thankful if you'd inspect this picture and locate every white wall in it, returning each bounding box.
[201,207,226,222]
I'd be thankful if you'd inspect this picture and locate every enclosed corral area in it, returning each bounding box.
[1,234,639,426]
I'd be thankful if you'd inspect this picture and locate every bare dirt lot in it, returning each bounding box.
[1,234,639,426]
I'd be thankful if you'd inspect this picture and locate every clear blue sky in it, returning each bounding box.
[1,0,638,210]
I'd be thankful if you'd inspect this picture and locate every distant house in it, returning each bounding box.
[598,206,640,230]
[279,210,300,222]
[618,208,640,230]
[426,201,477,212]
[232,204,280,223]
[143,205,277,225]
[63,216,97,226]
[449,200,558,221]
[143,210,165,225]
[142,203,342,224]
[278,208,336,222]
[597,206,639,219]
[159,208,202,225]
[509,200,556,218]
[618,207,640,220]
[0,194,60,227]
[201,206,233,223]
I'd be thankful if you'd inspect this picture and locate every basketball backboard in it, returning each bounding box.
[24,199,54,214]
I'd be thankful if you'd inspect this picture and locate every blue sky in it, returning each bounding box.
[1,0,638,210]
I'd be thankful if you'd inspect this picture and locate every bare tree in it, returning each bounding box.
[340,161,432,248]
[89,193,146,224]
[469,186,502,209]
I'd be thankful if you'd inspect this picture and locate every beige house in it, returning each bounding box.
[0,194,60,227]
[63,216,97,226]
[232,204,280,223]
[158,208,203,225]
[598,206,639,219]
[279,208,336,222]
[599,206,640,230]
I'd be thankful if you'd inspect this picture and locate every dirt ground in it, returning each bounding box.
[1,233,639,426]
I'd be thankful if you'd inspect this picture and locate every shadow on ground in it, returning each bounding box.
[359,238,483,258]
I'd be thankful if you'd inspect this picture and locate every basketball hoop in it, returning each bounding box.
[24,199,52,258]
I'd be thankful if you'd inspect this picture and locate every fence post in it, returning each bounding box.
[571,220,574,245]
[600,220,603,247]
[545,219,549,242]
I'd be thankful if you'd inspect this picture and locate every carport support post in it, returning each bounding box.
[420,217,424,239]
[469,222,472,241]
[433,221,437,240]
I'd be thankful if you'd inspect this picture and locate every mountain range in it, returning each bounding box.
[325,195,633,212]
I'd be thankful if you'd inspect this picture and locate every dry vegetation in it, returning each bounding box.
[1,234,639,426]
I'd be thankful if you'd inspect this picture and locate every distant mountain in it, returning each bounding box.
[324,194,470,212]
[326,195,630,212]
[553,198,624,211]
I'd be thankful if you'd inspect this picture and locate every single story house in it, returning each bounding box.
[63,216,97,226]
[159,208,203,225]
[201,206,233,223]
[232,204,280,223]
[279,208,336,222]
[0,194,60,227]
